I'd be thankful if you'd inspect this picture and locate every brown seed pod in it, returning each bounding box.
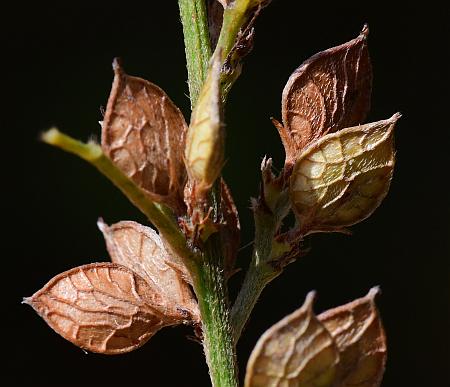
[24,263,175,355]
[101,59,187,214]
[318,287,387,387]
[278,26,372,163]
[98,220,199,322]
[290,114,400,234]
[245,289,387,387]
[245,292,339,387]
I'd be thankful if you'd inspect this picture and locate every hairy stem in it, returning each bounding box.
[41,128,198,270]
[179,2,238,386]
[231,178,292,342]
[231,202,281,342]
[194,235,239,387]
[178,0,212,108]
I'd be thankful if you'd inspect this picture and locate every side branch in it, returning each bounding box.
[41,128,198,271]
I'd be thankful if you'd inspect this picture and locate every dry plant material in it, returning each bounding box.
[98,219,199,322]
[25,221,201,355]
[290,114,399,233]
[275,26,372,164]
[24,263,174,354]
[245,288,386,387]
[219,178,241,275]
[185,53,223,197]
[30,4,399,383]
[101,59,188,213]
[245,292,339,387]
[318,288,387,387]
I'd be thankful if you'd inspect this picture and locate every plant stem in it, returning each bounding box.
[231,201,281,342]
[231,172,292,342]
[178,0,212,108]
[213,0,261,98]
[231,259,276,342]
[194,235,238,387]
[179,2,239,386]
[41,128,198,270]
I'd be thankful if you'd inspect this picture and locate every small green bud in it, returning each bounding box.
[185,53,224,196]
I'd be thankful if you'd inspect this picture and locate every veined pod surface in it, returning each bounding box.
[290,114,400,233]
[98,220,199,322]
[185,53,224,196]
[318,288,387,387]
[101,59,188,213]
[245,289,386,387]
[245,292,339,387]
[279,26,372,162]
[24,263,174,355]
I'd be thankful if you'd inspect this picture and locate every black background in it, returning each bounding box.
[6,1,449,386]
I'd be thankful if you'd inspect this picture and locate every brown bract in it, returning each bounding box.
[24,263,173,355]
[245,289,386,387]
[277,26,372,164]
[101,59,188,214]
[98,220,199,322]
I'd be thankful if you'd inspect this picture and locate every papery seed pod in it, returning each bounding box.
[102,59,188,214]
[245,292,339,387]
[24,263,175,354]
[276,26,372,164]
[185,53,224,198]
[290,114,400,234]
[98,220,199,322]
[245,289,387,387]
[318,287,387,387]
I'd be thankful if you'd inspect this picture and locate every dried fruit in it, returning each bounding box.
[318,288,386,387]
[98,219,199,322]
[276,26,372,163]
[24,263,174,354]
[185,53,224,197]
[245,289,386,387]
[245,292,339,387]
[101,59,188,214]
[25,221,201,355]
[290,114,400,233]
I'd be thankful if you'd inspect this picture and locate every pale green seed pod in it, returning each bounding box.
[290,114,400,233]
[185,53,224,195]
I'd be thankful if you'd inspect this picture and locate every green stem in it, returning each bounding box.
[231,174,292,342]
[178,0,212,108]
[213,0,261,99]
[215,1,249,61]
[231,202,281,342]
[41,128,198,270]
[179,2,238,386]
[231,259,276,342]
[194,235,238,387]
